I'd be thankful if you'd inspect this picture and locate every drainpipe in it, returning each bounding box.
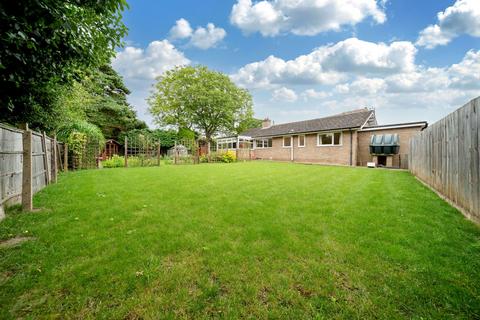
[291,136,294,162]
[349,129,353,166]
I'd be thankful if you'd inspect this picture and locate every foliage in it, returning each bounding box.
[101,155,124,168]
[0,0,128,130]
[102,155,159,168]
[221,150,237,163]
[67,132,88,168]
[235,117,263,134]
[120,128,178,149]
[54,65,146,140]
[56,119,105,144]
[149,65,253,141]
[1,163,479,318]
[199,151,237,163]
[82,65,147,139]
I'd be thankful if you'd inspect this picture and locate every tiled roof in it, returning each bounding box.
[241,109,375,138]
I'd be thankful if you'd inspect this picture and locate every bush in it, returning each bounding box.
[101,155,160,168]
[102,155,124,168]
[222,150,236,163]
[198,151,236,163]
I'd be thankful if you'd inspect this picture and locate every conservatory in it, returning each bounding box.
[216,136,253,151]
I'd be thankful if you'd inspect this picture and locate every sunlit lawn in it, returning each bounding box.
[1,162,479,319]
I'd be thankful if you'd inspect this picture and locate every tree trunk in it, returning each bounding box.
[206,134,211,155]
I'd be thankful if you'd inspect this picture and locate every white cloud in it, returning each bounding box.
[169,18,193,39]
[230,0,386,36]
[169,18,226,49]
[112,40,191,126]
[231,38,416,88]
[189,23,227,49]
[416,0,480,48]
[249,49,480,125]
[340,77,387,95]
[272,87,298,102]
[301,89,331,100]
[112,40,190,80]
[447,50,480,89]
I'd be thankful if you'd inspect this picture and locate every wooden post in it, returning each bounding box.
[195,140,200,164]
[22,128,33,211]
[207,141,211,163]
[174,141,178,165]
[157,139,161,166]
[57,143,63,172]
[51,135,58,183]
[41,131,50,185]
[63,143,68,172]
[124,136,128,168]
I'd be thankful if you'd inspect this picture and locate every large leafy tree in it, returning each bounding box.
[235,117,263,134]
[148,66,254,142]
[0,0,128,130]
[56,65,147,140]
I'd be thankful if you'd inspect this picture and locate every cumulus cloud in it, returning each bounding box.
[272,87,298,102]
[231,38,416,88]
[112,40,191,126]
[112,40,190,80]
[189,23,227,49]
[169,18,193,39]
[169,18,226,49]
[416,0,480,48]
[301,89,331,100]
[247,48,480,125]
[230,0,386,36]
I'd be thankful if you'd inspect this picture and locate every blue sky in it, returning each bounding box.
[113,0,480,127]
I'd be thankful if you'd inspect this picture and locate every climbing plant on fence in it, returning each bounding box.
[124,135,161,167]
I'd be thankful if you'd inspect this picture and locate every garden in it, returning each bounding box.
[1,162,479,319]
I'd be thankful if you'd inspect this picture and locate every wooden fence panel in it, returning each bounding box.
[410,97,479,222]
[0,124,59,215]
[0,125,23,211]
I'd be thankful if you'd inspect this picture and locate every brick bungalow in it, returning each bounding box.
[217,108,427,168]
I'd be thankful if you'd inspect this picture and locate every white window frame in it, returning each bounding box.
[298,135,306,147]
[317,132,343,146]
[283,136,292,148]
[255,138,272,149]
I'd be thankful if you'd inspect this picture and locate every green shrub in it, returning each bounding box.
[102,155,124,168]
[222,150,236,163]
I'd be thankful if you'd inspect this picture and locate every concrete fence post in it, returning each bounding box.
[22,127,33,211]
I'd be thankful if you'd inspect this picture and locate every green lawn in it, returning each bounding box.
[1,162,479,319]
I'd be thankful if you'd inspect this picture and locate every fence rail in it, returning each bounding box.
[409,97,479,222]
[0,124,60,218]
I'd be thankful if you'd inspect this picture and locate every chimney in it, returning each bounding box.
[262,118,272,128]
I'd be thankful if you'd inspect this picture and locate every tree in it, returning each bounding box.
[0,0,128,130]
[148,66,254,143]
[235,117,263,134]
[54,65,147,140]
[82,65,147,139]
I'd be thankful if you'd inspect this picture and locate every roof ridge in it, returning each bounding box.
[261,108,372,130]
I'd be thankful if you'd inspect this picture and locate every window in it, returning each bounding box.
[298,135,305,147]
[333,132,341,145]
[283,136,292,147]
[217,137,238,150]
[317,132,342,146]
[255,138,272,149]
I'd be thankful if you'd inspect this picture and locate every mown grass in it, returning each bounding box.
[1,162,479,319]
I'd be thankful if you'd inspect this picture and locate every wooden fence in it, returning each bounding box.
[409,97,479,223]
[0,124,61,218]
